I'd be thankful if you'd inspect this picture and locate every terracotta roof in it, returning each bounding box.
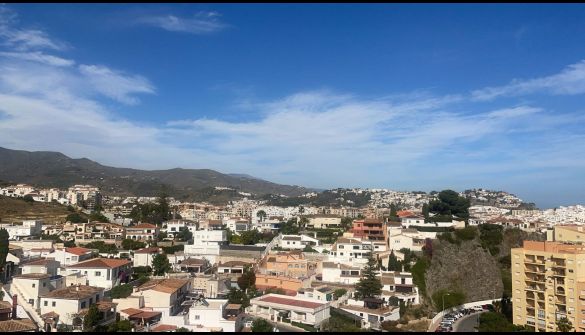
[129,223,158,229]
[180,258,206,266]
[0,319,37,332]
[151,324,177,332]
[41,285,103,300]
[67,257,131,269]
[0,301,11,310]
[137,278,190,294]
[65,247,91,256]
[41,311,59,320]
[13,273,52,280]
[134,247,160,254]
[21,258,54,266]
[226,304,242,310]
[397,210,415,218]
[120,308,143,316]
[257,295,325,309]
[128,311,161,320]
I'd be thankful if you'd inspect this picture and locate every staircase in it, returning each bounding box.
[7,283,44,327]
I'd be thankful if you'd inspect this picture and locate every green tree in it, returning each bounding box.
[237,265,256,292]
[279,218,299,235]
[108,320,133,332]
[355,254,383,300]
[556,317,573,332]
[399,300,406,317]
[66,213,85,223]
[175,327,192,332]
[388,296,400,307]
[387,250,402,271]
[64,240,76,248]
[251,318,273,332]
[176,228,193,242]
[334,288,347,299]
[431,289,466,311]
[152,253,171,275]
[227,288,250,308]
[84,241,118,254]
[256,210,267,222]
[23,195,34,202]
[239,229,262,245]
[83,304,101,331]
[89,211,109,223]
[428,190,470,222]
[0,228,9,269]
[110,283,134,299]
[122,239,146,250]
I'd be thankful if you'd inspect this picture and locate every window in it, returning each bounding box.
[90,298,93,304]
[95,271,101,276]
[44,301,48,306]
[28,299,34,305]
[52,301,56,307]
[32,283,35,288]
[194,315,200,320]
[81,302,86,309]
[339,245,344,249]
[43,282,46,287]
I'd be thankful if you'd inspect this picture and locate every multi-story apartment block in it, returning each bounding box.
[351,219,387,242]
[511,240,585,332]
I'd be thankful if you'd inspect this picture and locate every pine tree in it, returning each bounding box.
[83,304,101,331]
[152,253,171,275]
[0,228,9,270]
[355,254,383,300]
[387,250,402,271]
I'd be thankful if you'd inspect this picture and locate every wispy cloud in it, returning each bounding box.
[472,59,585,100]
[0,51,74,67]
[78,64,155,105]
[136,11,228,35]
[0,5,67,51]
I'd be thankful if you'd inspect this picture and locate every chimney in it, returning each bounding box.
[11,294,17,319]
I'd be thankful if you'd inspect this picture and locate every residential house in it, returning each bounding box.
[260,252,317,278]
[126,223,159,241]
[340,298,399,329]
[39,285,111,327]
[305,215,342,229]
[254,274,307,295]
[247,294,331,327]
[133,247,161,268]
[321,262,363,285]
[191,275,232,299]
[64,258,132,289]
[47,247,94,266]
[73,222,125,244]
[11,273,65,310]
[351,219,387,242]
[278,234,320,250]
[379,271,419,305]
[134,278,192,317]
[0,220,43,240]
[20,258,60,277]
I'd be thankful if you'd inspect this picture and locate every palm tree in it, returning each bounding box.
[256,210,267,223]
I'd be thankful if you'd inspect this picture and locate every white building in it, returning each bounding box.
[12,273,65,310]
[64,258,132,289]
[39,285,106,326]
[0,220,43,240]
[278,234,321,250]
[340,299,399,329]
[133,247,161,268]
[47,247,94,267]
[247,293,331,327]
[321,262,363,285]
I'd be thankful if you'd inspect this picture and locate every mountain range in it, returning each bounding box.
[0,147,311,199]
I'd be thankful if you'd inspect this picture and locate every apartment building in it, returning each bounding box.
[305,215,342,229]
[351,219,387,242]
[260,251,317,278]
[125,223,159,241]
[511,240,585,332]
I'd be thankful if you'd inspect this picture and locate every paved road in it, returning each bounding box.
[453,312,482,332]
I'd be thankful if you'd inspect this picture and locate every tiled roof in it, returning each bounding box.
[120,308,143,316]
[137,278,190,294]
[0,301,11,311]
[67,257,130,269]
[65,247,91,256]
[151,324,177,332]
[13,273,51,280]
[41,285,103,300]
[128,311,161,320]
[257,295,325,309]
[181,258,206,266]
[41,311,59,320]
[129,223,157,229]
[134,247,160,254]
[0,319,37,332]
[21,258,54,266]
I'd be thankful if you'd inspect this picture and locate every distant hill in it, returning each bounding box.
[0,147,311,199]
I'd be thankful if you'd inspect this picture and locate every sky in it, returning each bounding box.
[0,4,585,208]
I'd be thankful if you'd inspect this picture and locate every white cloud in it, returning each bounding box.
[78,64,155,105]
[0,5,67,51]
[472,59,585,100]
[0,51,74,67]
[137,11,228,35]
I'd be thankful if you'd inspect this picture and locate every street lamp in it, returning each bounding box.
[442,293,451,322]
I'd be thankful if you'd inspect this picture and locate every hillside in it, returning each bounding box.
[0,195,73,224]
[0,147,311,199]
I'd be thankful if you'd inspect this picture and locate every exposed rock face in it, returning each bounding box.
[426,239,503,307]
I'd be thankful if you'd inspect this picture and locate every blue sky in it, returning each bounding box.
[1,4,585,208]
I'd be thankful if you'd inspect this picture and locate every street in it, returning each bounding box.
[453,312,482,332]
